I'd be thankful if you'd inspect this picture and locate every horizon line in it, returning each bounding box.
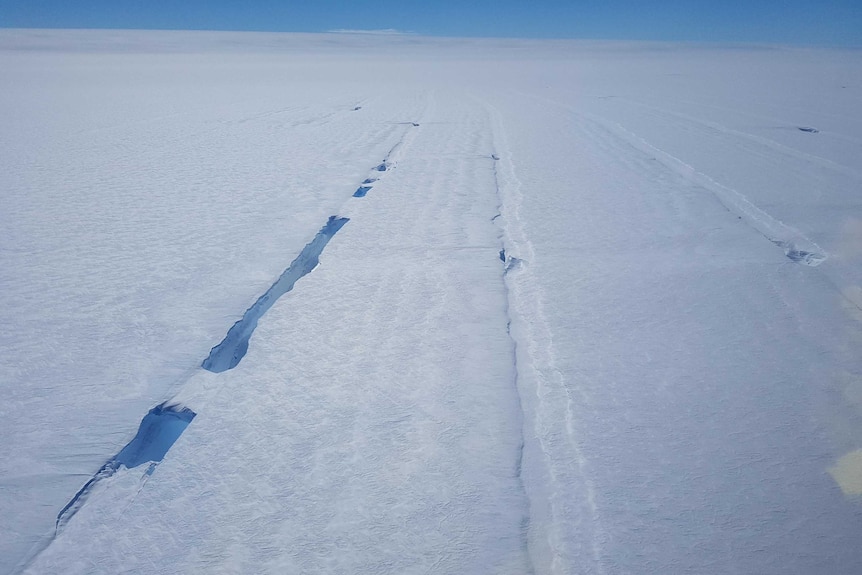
[0,25,859,50]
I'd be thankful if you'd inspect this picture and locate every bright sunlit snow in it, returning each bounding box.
[1,29,862,574]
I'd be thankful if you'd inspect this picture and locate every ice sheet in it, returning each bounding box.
[2,29,862,574]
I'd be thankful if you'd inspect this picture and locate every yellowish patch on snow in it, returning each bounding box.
[828,450,862,498]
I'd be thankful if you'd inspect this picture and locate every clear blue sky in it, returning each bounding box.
[1,0,860,46]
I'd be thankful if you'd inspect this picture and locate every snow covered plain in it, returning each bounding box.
[1,29,862,574]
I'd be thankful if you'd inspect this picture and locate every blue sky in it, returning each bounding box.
[1,0,860,46]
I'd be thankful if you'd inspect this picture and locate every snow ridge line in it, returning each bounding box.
[483,99,604,575]
[490,159,535,575]
[582,113,827,267]
[601,96,862,181]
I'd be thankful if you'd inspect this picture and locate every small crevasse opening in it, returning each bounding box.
[202,215,349,373]
[771,239,826,266]
[56,403,196,530]
[115,404,196,469]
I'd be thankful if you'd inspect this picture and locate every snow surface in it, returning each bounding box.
[1,29,862,574]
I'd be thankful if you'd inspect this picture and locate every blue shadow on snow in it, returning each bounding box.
[115,404,196,469]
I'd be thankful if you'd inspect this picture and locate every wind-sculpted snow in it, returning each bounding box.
[202,216,349,373]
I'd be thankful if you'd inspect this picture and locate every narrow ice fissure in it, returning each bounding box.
[189,124,420,373]
[48,213,350,543]
[38,107,429,571]
[202,215,349,373]
[490,151,536,575]
[46,128,395,541]
[30,117,430,574]
[201,121,417,372]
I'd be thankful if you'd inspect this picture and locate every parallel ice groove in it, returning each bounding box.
[22,89,535,574]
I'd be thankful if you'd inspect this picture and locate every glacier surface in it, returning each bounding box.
[1,29,862,574]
